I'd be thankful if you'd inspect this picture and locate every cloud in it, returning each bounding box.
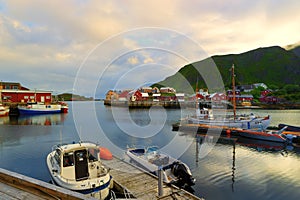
[127,56,139,65]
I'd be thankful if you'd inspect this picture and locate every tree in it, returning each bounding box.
[250,86,265,99]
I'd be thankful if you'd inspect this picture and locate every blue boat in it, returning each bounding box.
[18,103,62,115]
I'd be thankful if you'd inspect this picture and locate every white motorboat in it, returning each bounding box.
[126,146,195,187]
[0,103,9,117]
[46,142,113,198]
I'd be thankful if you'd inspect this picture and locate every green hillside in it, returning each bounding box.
[153,46,300,93]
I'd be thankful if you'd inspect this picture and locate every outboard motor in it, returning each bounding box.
[171,161,195,186]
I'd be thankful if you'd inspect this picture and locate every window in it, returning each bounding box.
[54,149,61,166]
[46,96,51,99]
[30,96,35,99]
[63,152,74,167]
[88,148,99,162]
[13,86,19,90]
[24,96,29,99]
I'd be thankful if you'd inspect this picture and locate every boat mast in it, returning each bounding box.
[195,77,200,117]
[231,64,236,120]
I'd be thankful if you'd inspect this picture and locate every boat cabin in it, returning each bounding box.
[52,144,102,181]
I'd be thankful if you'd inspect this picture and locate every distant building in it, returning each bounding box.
[1,89,53,103]
[175,93,185,102]
[259,96,278,104]
[0,81,53,103]
[118,90,130,102]
[140,87,153,94]
[253,83,268,89]
[153,93,161,102]
[160,87,176,94]
[129,90,149,102]
[105,90,118,101]
[227,90,253,104]
[152,87,160,94]
[199,89,209,96]
[259,90,278,104]
[209,93,227,102]
[236,84,255,92]
[0,81,29,90]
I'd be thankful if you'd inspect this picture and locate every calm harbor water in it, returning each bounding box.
[0,101,300,200]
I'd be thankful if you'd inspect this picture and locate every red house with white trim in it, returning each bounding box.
[0,82,53,103]
[1,90,53,103]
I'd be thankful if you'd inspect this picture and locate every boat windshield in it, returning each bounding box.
[88,148,100,162]
[146,146,159,154]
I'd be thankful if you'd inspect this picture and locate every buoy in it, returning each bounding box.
[99,147,113,160]
[226,129,231,137]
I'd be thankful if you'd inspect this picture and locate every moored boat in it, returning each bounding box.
[278,123,300,132]
[0,103,9,117]
[18,102,63,115]
[187,112,271,130]
[59,101,69,113]
[126,146,195,187]
[237,126,288,143]
[186,64,271,130]
[46,142,113,197]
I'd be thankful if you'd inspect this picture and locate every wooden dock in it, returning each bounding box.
[0,156,204,200]
[102,156,203,200]
[0,168,96,200]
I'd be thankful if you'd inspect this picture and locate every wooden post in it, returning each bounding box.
[158,166,163,197]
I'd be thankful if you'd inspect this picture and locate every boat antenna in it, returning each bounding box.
[231,64,236,120]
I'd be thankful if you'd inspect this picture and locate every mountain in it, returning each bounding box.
[285,42,300,58]
[153,45,300,93]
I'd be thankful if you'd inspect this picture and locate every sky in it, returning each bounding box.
[0,0,300,98]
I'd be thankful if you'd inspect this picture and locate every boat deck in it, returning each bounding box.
[102,156,203,200]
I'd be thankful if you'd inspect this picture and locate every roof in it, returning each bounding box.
[1,89,53,93]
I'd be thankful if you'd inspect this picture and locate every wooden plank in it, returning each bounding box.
[103,156,203,200]
[0,181,50,200]
[0,168,97,200]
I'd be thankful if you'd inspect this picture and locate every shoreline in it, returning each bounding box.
[104,100,300,110]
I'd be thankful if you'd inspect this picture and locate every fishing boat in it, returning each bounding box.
[186,64,271,130]
[46,142,113,197]
[187,111,271,130]
[237,126,288,143]
[18,102,62,115]
[126,146,195,187]
[0,103,9,117]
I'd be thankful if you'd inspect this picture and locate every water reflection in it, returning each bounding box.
[0,113,67,125]
[196,134,236,192]
[236,137,286,152]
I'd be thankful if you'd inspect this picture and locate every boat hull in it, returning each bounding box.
[18,104,61,115]
[238,130,286,143]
